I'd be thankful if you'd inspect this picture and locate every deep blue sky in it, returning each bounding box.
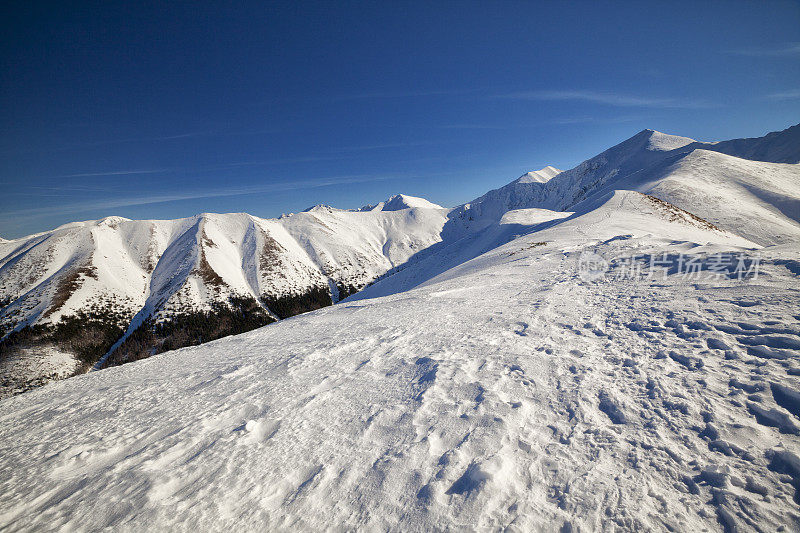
[2,1,799,238]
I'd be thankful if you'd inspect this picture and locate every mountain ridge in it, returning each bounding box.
[452,123,800,244]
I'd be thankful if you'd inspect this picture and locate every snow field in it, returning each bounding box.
[1,221,799,530]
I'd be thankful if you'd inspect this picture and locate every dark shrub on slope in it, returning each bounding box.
[261,286,332,320]
[105,296,275,367]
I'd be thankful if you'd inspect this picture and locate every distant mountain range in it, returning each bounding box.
[0,194,451,383]
[1,122,798,395]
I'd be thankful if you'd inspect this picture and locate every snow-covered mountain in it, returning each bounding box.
[446,166,562,234]
[2,148,799,529]
[360,124,800,300]
[449,124,800,245]
[0,205,449,329]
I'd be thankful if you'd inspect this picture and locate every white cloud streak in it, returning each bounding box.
[0,175,395,221]
[331,89,474,100]
[766,89,800,100]
[495,90,715,109]
[730,42,800,57]
[54,169,171,178]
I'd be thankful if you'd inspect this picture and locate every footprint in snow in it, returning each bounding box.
[598,391,627,425]
[732,300,762,308]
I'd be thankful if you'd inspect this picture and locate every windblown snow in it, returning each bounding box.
[1,123,800,531]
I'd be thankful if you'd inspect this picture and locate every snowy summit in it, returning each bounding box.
[357,194,446,212]
[515,165,562,183]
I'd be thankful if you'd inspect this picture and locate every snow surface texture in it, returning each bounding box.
[1,189,799,531]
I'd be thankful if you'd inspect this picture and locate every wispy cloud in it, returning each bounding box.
[0,175,397,221]
[766,89,800,100]
[150,131,213,140]
[205,155,349,168]
[549,114,651,125]
[56,131,219,150]
[730,42,800,57]
[440,115,649,129]
[548,116,596,125]
[0,129,280,156]
[54,168,171,178]
[2,184,112,197]
[45,142,433,180]
[439,124,508,130]
[332,89,473,100]
[329,141,436,152]
[0,183,109,191]
[495,90,715,109]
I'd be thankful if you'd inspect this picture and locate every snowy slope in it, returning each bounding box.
[541,124,800,211]
[647,150,800,245]
[353,190,754,301]
[1,188,798,531]
[279,204,449,297]
[357,122,800,301]
[705,123,800,164]
[451,125,800,247]
[447,167,562,234]
[0,217,154,327]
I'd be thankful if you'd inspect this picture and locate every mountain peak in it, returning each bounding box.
[644,130,696,152]
[302,204,337,213]
[516,166,561,184]
[97,216,132,227]
[381,194,443,211]
[626,128,696,152]
[356,194,444,212]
